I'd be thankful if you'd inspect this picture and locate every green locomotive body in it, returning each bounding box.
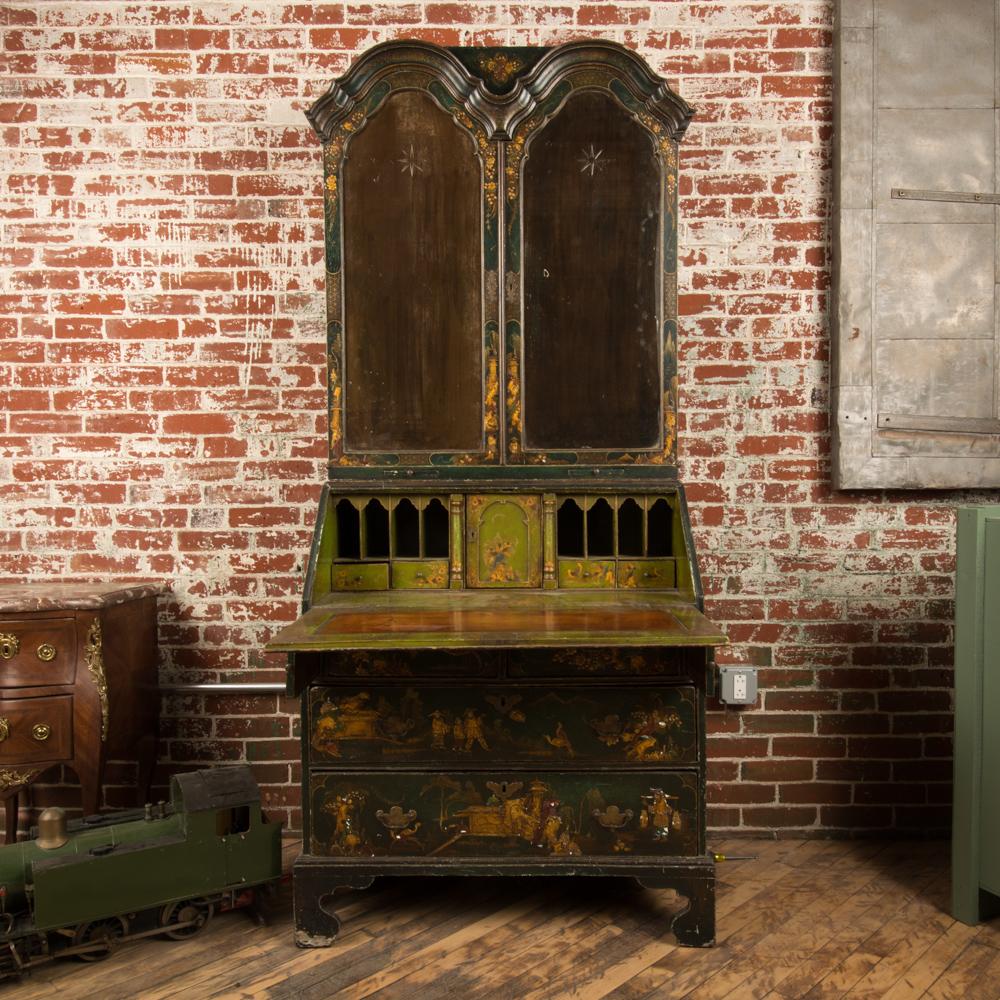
[0,766,281,976]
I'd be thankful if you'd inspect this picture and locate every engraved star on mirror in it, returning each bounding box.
[398,144,424,178]
[578,144,606,177]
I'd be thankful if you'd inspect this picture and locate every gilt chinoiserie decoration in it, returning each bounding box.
[267,40,724,949]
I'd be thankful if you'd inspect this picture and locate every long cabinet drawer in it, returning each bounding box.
[309,769,699,859]
[308,684,698,767]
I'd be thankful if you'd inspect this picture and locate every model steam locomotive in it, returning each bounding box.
[0,765,281,978]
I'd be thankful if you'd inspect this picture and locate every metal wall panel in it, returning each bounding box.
[833,0,1000,487]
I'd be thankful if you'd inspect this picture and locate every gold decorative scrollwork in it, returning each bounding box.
[0,768,38,793]
[484,353,499,433]
[0,634,19,661]
[506,354,521,432]
[412,565,448,588]
[84,619,109,742]
[0,718,8,742]
[480,52,522,85]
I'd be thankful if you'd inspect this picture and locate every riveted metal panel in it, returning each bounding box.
[874,223,995,340]
[834,0,1000,487]
[876,339,994,424]
[876,110,996,224]
[876,0,994,109]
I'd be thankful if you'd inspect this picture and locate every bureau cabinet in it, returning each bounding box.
[0,583,161,841]
[267,41,725,949]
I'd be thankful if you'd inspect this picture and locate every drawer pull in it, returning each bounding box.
[0,718,8,742]
[485,780,523,801]
[36,643,56,662]
[31,724,51,742]
[592,805,634,829]
[375,805,419,837]
[0,635,19,660]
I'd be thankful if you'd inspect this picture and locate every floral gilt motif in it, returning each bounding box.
[480,52,522,85]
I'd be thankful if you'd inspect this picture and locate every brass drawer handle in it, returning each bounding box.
[0,634,19,660]
[593,805,634,829]
[36,643,56,662]
[32,724,51,742]
[375,805,418,836]
[0,718,8,742]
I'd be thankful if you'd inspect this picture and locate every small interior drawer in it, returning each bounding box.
[331,563,389,591]
[0,694,72,763]
[558,559,616,588]
[618,559,677,589]
[0,619,77,687]
[391,560,449,590]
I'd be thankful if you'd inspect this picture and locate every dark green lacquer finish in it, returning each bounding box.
[274,41,721,951]
[317,649,501,679]
[308,685,698,766]
[309,770,699,858]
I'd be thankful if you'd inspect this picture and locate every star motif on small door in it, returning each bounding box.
[578,144,605,177]
[398,144,424,178]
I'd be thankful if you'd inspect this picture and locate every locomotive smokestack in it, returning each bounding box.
[36,808,68,850]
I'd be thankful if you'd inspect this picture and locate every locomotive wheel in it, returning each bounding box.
[158,898,214,940]
[73,915,128,961]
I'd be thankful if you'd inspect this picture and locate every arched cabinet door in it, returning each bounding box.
[503,46,692,467]
[310,45,501,467]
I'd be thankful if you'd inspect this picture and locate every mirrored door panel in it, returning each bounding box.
[504,56,686,467]
[522,91,661,452]
[343,90,483,453]
[317,49,501,467]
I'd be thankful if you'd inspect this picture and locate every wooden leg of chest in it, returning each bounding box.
[3,791,17,845]
[636,863,716,948]
[293,859,375,948]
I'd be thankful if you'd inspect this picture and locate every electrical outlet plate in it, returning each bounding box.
[718,666,757,705]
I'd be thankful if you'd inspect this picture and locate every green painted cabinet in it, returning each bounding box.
[953,507,1000,923]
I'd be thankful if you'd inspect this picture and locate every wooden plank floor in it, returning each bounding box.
[6,838,1000,999]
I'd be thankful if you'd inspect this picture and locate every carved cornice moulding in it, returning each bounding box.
[307,40,694,144]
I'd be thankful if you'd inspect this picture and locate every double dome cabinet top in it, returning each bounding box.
[307,40,693,477]
[270,44,723,953]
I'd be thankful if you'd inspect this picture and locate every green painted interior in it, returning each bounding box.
[469,495,541,588]
[309,490,696,600]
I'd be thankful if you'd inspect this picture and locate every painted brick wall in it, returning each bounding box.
[0,0,966,836]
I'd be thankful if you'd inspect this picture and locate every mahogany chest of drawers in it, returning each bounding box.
[0,583,161,840]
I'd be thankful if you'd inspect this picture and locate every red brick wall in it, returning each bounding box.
[0,1,960,835]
